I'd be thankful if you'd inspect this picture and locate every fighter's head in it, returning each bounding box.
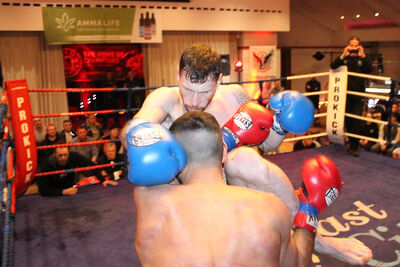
[178,44,222,111]
[170,111,223,173]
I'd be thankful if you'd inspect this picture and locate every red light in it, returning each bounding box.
[235,60,243,72]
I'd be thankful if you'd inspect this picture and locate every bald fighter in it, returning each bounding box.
[123,43,372,264]
[133,111,342,266]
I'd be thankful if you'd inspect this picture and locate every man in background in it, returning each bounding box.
[331,36,372,157]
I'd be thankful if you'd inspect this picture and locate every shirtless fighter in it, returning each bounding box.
[133,111,342,266]
[123,43,372,265]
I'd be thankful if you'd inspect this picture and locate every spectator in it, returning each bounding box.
[99,124,122,158]
[59,119,76,143]
[86,114,103,140]
[392,146,400,160]
[37,145,103,196]
[317,135,330,147]
[97,72,119,128]
[331,36,372,157]
[98,71,117,88]
[293,131,320,151]
[37,123,62,163]
[33,117,46,143]
[305,75,321,111]
[269,80,284,97]
[370,115,400,156]
[70,125,99,163]
[380,102,399,122]
[124,70,146,109]
[97,142,124,184]
[359,112,379,151]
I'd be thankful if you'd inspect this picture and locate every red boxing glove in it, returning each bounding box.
[293,155,342,233]
[222,102,273,151]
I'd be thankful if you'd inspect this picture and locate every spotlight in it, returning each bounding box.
[312,52,325,61]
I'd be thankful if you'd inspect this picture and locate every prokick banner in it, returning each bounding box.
[327,65,348,145]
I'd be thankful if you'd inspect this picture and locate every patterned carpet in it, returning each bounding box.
[14,144,400,267]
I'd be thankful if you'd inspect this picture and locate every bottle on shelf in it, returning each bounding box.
[151,13,156,35]
[139,13,144,38]
[144,12,152,40]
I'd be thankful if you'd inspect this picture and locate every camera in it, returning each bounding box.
[349,49,359,54]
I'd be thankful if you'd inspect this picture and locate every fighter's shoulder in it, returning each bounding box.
[217,84,250,106]
[148,86,180,101]
[231,186,287,212]
[134,184,175,202]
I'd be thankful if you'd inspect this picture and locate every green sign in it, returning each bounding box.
[42,7,135,44]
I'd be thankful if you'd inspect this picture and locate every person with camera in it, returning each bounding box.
[331,36,372,157]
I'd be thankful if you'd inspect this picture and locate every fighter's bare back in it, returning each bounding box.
[134,182,294,267]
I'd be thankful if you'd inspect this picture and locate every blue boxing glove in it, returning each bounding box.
[269,91,314,135]
[125,119,187,186]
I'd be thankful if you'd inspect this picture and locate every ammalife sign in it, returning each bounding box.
[42,7,135,44]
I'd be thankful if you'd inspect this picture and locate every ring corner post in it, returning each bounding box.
[5,79,37,198]
[326,66,348,145]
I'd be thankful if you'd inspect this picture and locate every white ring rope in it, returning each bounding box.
[345,113,388,126]
[314,113,327,118]
[302,90,328,97]
[276,70,397,148]
[283,132,328,143]
[347,90,390,101]
[286,72,330,80]
[348,71,391,81]
[345,132,384,144]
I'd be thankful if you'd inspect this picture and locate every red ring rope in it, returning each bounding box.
[32,109,127,118]
[36,139,118,150]
[28,87,115,93]
[34,162,121,177]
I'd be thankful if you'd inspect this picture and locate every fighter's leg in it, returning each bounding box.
[224,146,372,265]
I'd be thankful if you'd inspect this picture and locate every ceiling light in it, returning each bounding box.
[375,12,380,17]
[340,15,345,20]
[355,14,360,18]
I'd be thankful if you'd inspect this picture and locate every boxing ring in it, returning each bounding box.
[0,68,399,266]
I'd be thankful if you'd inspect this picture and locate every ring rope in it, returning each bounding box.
[348,71,391,81]
[285,72,330,81]
[345,113,389,125]
[347,90,390,101]
[28,86,162,93]
[31,108,138,118]
[302,90,328,97]
[36,138,120,150]
[34,161,124,177]
[314,112,327,118]
[0,90,8,133]
[345,132,385,144]
[283,132,328,143]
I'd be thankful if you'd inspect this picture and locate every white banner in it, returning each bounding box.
[327,66,348,145]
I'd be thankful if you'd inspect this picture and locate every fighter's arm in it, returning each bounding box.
[260,194,314,267]
[280,227,315,267]
[230,84,251,106]
[134,87,178,122]
[121,87,178,148]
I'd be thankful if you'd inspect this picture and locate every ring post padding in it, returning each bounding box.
[327,66,348,145]
[5,79,37,197]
